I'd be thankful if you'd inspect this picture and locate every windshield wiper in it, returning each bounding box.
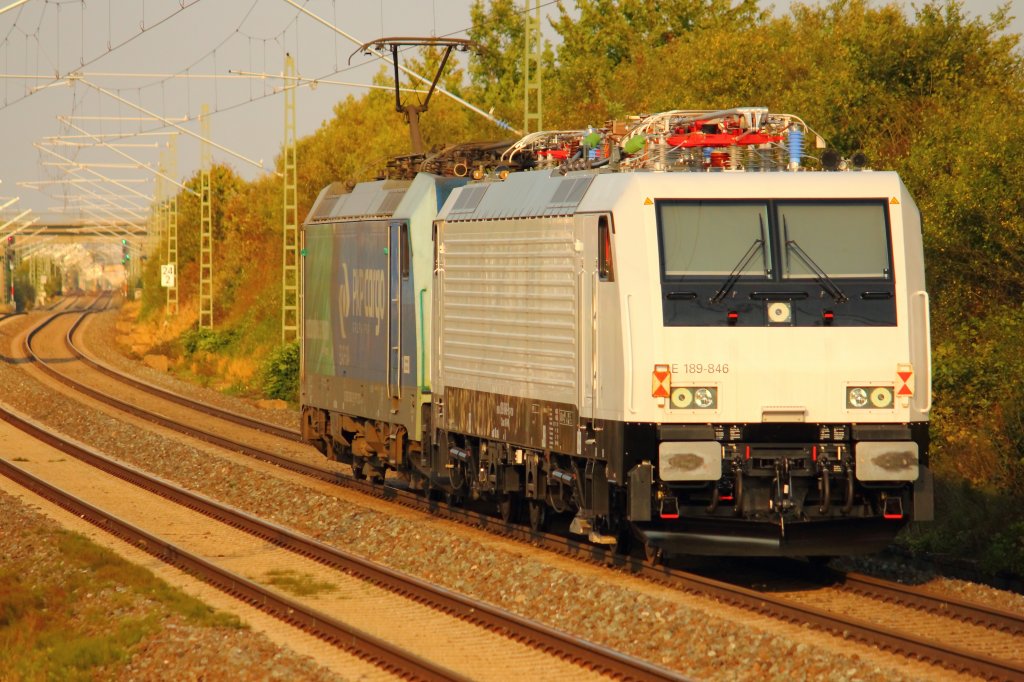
[710,214,767,304]
[783,216,849,304]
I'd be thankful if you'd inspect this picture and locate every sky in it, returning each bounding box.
[0,0,1020,233]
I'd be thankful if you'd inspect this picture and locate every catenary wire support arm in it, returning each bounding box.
[0,210,33,235]
[227,70,428,94]
[0,0,30,17]
[19,178,144,186]
[74,76,276,176]
[32,143,160,203]
[64,179,149,219]
[57,117,193,195]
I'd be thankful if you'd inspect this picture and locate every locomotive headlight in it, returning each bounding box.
[870,387,893,408]
[670,387,693,408]
[847,386,895,409]
[670,387,718,410]
[694,388,715,408]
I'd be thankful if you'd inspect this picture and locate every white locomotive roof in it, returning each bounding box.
[436,170,595,222]
[438,169,909,223]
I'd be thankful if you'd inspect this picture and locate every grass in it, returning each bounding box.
[0,529,242,680]
[263,569,338,598]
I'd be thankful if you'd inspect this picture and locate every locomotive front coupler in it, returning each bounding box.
[769,457,795,513]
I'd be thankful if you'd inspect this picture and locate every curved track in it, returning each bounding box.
[7,303,688,682]
[24,303,1024,681]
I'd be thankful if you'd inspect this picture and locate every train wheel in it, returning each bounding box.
[351,461,367,480]
[528,499,547,532]
[610,521,633,556]
[498,493,519,523]
[644,542,664,566]
[408,469,425,492]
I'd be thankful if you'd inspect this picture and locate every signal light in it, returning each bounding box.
[823,310,834,325]
[727,311,738,325]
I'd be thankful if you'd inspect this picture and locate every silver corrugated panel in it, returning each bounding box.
[329,179,412,220]
[444,172,595,221]
[376,189,405,214]
[439,216,578,403]
[449,185,489,214]
[308,194,343,222]
[305,181,350,224]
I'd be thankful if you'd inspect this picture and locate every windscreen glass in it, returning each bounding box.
[658,202,770,278]
[778,202,890,279]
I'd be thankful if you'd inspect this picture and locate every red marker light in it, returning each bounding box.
[823,310,834,324]
[812,446,818,462]
[727,311,739,325]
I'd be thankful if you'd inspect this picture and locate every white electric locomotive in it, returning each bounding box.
[302,108,933,558]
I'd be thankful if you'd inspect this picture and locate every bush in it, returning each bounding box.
[900,476,1024,578]
[179,327,238,357]
[260,341,299,402]
[12,265,35,312]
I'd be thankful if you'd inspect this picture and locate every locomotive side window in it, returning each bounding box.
[598,215,614,282]
[400,222,410,280]
[777,201,891,279]
[657,201,771,278]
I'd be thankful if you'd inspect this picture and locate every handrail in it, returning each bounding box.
[914,290,932,412]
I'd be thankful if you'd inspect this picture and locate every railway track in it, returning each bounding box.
[22,303,1024,680]
[6,303,687,681]
[62,308,300,442]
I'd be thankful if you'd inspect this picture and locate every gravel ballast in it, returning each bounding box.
[3,304,1019,680]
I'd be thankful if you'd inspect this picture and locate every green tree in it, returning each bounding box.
[466,0,557,132]
[547,0,765,122]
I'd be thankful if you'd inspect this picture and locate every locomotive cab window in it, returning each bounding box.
[777,201,891,280]
[598,215,614,282]
[657,201,771,279]
[656,198,897,327]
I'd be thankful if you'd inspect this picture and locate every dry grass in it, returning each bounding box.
[0,523,241,680]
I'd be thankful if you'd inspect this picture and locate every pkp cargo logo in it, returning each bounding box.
[337,262,387,339]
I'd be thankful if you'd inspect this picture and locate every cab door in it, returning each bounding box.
[388,221,407,402]
[576,213,614,423]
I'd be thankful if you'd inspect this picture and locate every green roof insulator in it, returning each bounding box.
[623,135,646,155]
[583,131,602,148]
